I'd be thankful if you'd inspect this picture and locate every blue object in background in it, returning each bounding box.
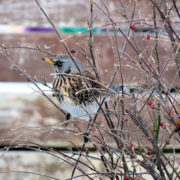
[25,27,54,33]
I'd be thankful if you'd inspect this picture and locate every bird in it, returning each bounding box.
[42,54,105,121]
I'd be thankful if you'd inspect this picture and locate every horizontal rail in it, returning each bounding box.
[0,82,179,95]
[0,145,179,153]
[0,25,180,35]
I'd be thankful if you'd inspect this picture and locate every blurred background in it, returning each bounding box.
[0,0,180,179]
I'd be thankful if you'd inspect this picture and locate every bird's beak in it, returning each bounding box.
[41,57,54,64]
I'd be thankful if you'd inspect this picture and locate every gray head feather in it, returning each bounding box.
[53,54,86,74]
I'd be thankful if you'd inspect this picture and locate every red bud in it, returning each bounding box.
[125,118,128,122]
[146,34,150,40]
[163,124,167,129]
[160,122,163,127]
[124,176,130,180]
[130,24,136,31]
[147,100,153,106]
[129,140,134,148]
[171,111,174,116]
[70,49,76,54]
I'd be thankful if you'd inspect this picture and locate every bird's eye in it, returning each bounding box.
[55,61,63,67]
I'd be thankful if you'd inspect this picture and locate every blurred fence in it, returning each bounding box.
[0,0,180,179]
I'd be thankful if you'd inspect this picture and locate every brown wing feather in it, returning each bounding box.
[83,71,103,89]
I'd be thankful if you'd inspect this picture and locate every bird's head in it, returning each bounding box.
[42,54,86,74]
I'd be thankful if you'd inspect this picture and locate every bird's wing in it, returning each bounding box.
[83,71,103,89]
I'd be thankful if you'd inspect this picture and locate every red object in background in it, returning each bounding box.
[124,176,130,180]
[129,140,134,148]
[160,122,167,129]
[146,34,150,40]
[135,177,141,180]
[147,151,151,156]
[125,118,128,122]
[163,124,167,129]
[97,151,100,157]
[70,49,76,54]
[171,111,174,116]
[147,100,153,106]
[160,122,163,127]
[130,24,136,30]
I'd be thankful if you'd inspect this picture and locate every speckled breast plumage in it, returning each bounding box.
[52,74,102,120]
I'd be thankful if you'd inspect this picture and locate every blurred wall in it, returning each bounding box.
[0,0,179,87]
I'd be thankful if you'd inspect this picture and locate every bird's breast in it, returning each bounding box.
[53,74,101,106]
